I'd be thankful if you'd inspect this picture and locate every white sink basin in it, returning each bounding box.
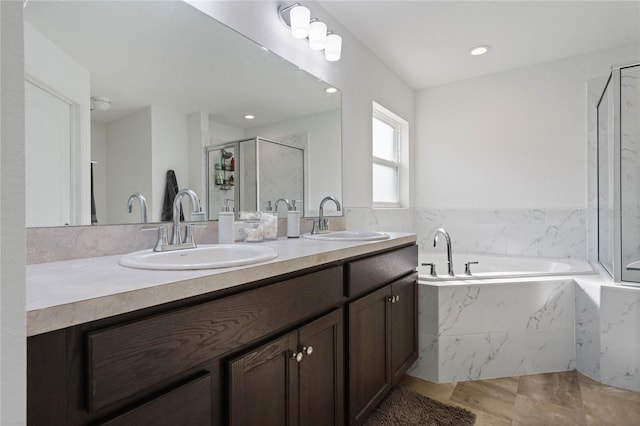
[119,244,278,270]
[302,231,390,241]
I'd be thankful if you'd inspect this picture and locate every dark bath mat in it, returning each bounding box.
[363,385,476,426]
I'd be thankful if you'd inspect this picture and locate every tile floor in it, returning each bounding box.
[401,371,640,425]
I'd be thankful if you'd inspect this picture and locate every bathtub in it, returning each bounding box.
[408,252,597,384]
[418,252,594,282]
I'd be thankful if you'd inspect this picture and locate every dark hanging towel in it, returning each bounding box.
[161,169,184,221]
[90,162,98,224]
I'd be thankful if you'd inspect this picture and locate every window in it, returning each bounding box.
[372,102,408,207]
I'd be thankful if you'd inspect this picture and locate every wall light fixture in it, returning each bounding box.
[278,3,342,62]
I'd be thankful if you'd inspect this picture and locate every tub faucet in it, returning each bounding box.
[433,228,454,276]
[312,196,341,234]
[127,193,148,223]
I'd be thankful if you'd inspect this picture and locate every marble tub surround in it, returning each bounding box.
[415,208,587,259]
[411,267,640,393]
[26,216,346,264]
[26,232,415,336]
[409,278,577,383]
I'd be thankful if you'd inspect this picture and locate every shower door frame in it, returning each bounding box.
[596,62,640,284]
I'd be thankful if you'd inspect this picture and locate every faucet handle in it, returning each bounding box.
[182,224,197,246]
[310,219,320,235]
[142,225,169,252]
[421,262,437,277]
[464,261,479,276]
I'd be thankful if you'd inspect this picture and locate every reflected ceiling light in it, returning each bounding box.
[325,87,338,94]
[278,3,342,62]
[470,45,491,56]
[244,114,255,120]
[325,33,342,62]
[309,19,327,51]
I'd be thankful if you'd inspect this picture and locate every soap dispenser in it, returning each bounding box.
[218,198,234,244]
[287,200,301,238]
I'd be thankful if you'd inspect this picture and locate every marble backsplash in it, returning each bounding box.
[346,207,587,259]
[26,216,346,264]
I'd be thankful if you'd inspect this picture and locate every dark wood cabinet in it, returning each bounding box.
[347,273,418,425]
[228,309,344,426]
[27,244,417,426]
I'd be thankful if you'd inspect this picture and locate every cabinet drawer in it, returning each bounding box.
[346,245,417,297]
[88,266,343,411]
[98,373,211,426]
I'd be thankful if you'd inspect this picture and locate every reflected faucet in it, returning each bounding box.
[275,198,292,212]
[312,196,341,234]
[127,193,148,223]
[433,228,454,276]
[170,189,201,247]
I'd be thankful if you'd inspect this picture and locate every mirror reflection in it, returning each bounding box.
[207,137,306,220]
[23,0,341,227]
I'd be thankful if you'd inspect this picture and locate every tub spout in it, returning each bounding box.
[434,228,454,276]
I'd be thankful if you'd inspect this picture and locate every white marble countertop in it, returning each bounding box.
[27,232,416,336]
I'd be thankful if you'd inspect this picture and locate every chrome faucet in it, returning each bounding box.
[170,189,201,247]
[142,189,201,252]
[275,198,292,212]
[312,196,341,234]
[433,228,454,276]
[127,193,148,223]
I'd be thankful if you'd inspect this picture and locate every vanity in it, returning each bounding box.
[27,234,418,425]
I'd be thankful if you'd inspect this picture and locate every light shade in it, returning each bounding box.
[324,33,342,61]
[308,20,327,51]
[290,5,310,39]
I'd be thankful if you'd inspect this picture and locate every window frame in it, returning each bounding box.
[372,102,408,208]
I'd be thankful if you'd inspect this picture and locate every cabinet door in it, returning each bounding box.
[348,285,391,425]
[390,273,418,385]
[229,332,299,426]
[298,309,344,426]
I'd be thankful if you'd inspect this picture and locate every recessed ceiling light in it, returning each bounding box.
[244,114,255,120]
[470,45,491,56]
[325,87,338,94]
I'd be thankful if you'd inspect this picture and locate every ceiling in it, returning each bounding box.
[24,1,339,128]
[318,0,640,89]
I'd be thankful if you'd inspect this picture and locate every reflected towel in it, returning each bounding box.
[91,162,98,224]
[161,169,183,221]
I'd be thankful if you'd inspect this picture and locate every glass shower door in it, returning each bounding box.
[597,75,614,276]
[620,65,640,282]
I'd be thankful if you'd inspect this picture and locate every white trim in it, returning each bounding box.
[372,101,409,208]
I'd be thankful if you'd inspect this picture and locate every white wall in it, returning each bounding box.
[415,44,640,210]
[247,109,341,214]
[187,0,415,213]
[106,108,153,224]
[412,44,639,258]
[0,1,26,423]
[151,105,189,222]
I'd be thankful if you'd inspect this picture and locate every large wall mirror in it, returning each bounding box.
[23,0,342,227]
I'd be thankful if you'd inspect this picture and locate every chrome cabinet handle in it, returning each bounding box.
[292,351,303,363]
[388,295,400,304]
[303,346,313,356]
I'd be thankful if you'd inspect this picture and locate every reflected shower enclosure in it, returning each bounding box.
[597,63,640,283]
[206,137,305,220]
